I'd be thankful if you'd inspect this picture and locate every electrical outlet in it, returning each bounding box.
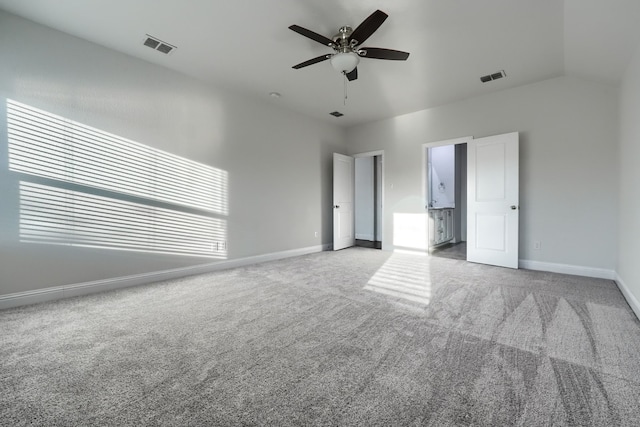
[314,231,318,237]
[534,241,541,250]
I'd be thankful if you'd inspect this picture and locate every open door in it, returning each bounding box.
[333,153,355,250]
[467,132,519,268]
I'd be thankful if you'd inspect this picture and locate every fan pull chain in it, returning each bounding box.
[343,72,348,106]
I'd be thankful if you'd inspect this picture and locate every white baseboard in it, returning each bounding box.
[614,273,640,321]
[518,259,615,280]
[0,244,331,311]
[0,286,66,310]
[355,233,375,241]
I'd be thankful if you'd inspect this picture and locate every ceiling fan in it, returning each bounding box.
[289,9,410,81]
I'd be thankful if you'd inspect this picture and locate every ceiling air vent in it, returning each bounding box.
[330,111,344,117]
[480,70,506,83]
[143,35,176,55]
[143,38,160,49]
[156,43,174,54]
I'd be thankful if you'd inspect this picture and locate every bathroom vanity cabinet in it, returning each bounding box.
[429,208,454,247]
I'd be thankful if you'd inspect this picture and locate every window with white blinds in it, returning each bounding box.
[7,99,228,258]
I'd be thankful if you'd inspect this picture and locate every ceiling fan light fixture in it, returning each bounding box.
[330,52,360,73]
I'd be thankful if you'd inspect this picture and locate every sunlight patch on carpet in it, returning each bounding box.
[365,251,432,305]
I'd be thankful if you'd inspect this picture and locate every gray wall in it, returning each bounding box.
[355,156,374,241]
[375,155,383,241]
[355,155,383,242]
[0,11,346,296]
[454,144,467,242]
[347,76,618,271]
[618,40,640,313]
[428,145,455,208]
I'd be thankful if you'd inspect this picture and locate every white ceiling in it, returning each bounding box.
[1,0,639,127]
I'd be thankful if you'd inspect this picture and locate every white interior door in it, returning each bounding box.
[467,132,519,268]
[333,153,355,250]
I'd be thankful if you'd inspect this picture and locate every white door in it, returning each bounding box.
[333,153,355,250]
[467,132,519,268]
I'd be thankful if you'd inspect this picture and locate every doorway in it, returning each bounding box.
[425,140,468,260]
[355,152,383,250]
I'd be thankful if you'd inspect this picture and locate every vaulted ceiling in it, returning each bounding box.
[1,0,639,127]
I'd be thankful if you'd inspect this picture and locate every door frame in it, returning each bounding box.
[422,137,472,251]
[354,150,385,246]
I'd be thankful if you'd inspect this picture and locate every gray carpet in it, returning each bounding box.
[1,247,640,426]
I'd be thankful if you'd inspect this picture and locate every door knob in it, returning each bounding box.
[334,205,340,209]
[510,205,518,210]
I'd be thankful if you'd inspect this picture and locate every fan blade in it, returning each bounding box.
[349,10,388,45]
[346,68,358,81]
[359,47,410,61]
[292,54,331,69]
[289,25,335,47]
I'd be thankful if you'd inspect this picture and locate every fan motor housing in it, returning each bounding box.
[334,26,354,50]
